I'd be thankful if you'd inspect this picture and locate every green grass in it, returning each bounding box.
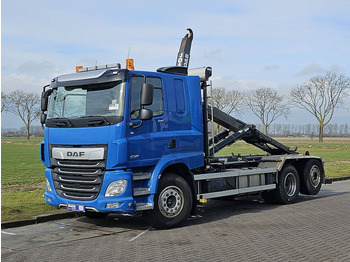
[1,137,65,222]
[1,189,60,221]
[1,136,350,222]
[218,137,350,179]
[2,139,45,186]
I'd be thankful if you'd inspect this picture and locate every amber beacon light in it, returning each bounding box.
[126,59,134,70]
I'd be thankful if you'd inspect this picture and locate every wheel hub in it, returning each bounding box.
[284,172,297,197]
[158,186,184,217]
[309,165,321,187]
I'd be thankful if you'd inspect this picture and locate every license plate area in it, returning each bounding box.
[67,203,85,212]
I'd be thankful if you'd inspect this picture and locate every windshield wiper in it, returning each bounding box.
[50,117,73,127]
[79,115,112,125]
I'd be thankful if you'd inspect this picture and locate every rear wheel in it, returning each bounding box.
[300,160,323,195]
[263,165,300,205]
[146,173,192,229]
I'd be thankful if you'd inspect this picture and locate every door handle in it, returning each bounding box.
[168,139,176,149]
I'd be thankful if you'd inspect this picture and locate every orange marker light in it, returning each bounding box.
[76,66,83,73]
[126,59,134,70]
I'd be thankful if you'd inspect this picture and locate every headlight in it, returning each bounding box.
[105,180,127,197]
[46,178,52,192]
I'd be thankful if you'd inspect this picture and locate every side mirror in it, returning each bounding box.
[41,113,47,125]
[41,89,53,112]
[129,81,154,129]
[140,108,153,121]
[140,83,153,106]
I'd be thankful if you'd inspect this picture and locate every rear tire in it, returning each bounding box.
[146,173,192,229]
[300,160,323,195]
[266,165,300,204]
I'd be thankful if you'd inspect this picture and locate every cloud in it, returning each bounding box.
[263,65,280,71]
[295,63,325,76]
[16,60,56,75]
[295,63,345,76]
[2,73,48,94]
[204,49,224,61]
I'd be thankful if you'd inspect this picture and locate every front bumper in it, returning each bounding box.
[44,168,136,213]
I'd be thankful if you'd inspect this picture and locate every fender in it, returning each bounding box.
[148,151,203,194]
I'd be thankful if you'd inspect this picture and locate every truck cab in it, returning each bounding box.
[41,64,205,223]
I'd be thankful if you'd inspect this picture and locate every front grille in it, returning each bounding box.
[51,159,105,169]
[52,160,105,200]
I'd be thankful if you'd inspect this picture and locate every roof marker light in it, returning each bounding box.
[76,66,83,73]
[126,59,134,70]
[77,63,121,73]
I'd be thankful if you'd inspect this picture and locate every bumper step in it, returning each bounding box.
[133,188,151,196]
[136,203,153,211]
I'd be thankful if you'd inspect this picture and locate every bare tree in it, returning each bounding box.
[6,90,41,140]
[246,87,289,135]
[1,91,8,113]
[209,87,244,134]
[290,72,350,142]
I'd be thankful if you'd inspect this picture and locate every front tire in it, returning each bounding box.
[146,173,192,229]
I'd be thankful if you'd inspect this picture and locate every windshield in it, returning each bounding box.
[46,81,125,127]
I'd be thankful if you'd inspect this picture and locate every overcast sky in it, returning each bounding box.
[2,0,350,129]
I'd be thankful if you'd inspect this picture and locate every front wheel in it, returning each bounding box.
[146,173,192,229]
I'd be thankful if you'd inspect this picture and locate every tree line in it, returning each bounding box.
[3,123,349,138]
[254,123,349,137]
[210,71,350,142]
[1,71,350,142]
[2,125,44,138]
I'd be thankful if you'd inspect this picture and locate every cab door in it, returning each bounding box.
[126,75,169,168]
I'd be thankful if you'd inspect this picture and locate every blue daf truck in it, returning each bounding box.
[40,29,325,228]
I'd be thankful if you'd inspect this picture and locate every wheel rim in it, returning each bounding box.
[309,165,321,188]
[158,186,184,218]
[284,172,297,197]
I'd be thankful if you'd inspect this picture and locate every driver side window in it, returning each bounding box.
[130,76,164,120]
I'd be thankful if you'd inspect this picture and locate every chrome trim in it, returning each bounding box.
[60,185,96,192]
[58,204,99,213]
[57,168,99,175]
[62,193,95,200]
[57,161,100,168]
[58,176,98,183]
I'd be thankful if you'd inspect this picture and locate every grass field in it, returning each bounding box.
[1,136,350,222]
[1,137,65,222]
[217,137,350,178]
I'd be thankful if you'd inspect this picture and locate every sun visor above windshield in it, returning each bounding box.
[51,69,129,88]
[57,70,107,83]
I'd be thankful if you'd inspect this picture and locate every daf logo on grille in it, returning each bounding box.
[52,147,105,160]
[67,152,85,157]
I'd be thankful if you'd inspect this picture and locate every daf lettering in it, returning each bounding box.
[67,151,85,157]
